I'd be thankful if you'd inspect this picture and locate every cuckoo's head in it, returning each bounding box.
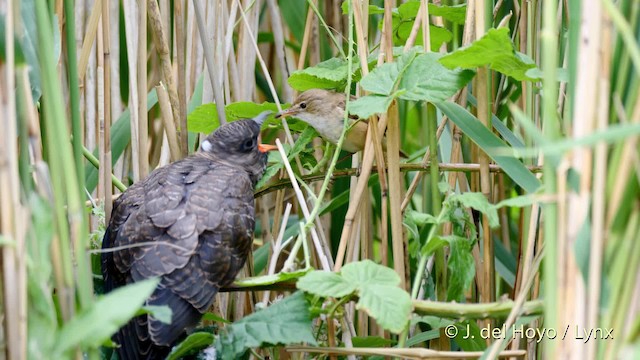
[199,111,277,184]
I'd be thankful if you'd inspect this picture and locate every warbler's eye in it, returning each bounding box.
[299,102,307,109]
[241,138,256,152]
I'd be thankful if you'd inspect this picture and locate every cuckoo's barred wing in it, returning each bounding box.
[102,157,257,357]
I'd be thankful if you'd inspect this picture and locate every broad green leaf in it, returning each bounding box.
[343,1,465,24]
[403,213,421,241]
[467,94,525,148]
[411,315,454,328]
[288,126,320,159]
[382,2,461,48]
[446,237,476,302]
[356,284,412,333]
[421,235,449,256]
[406,329,441,347]
[256,125,318,189]
[288,72,342,91]
[397,53,474,102]
[27,197,57,359]
[397,1,420,18]
[449,192,499,228]
[166,332,215,360]
[494,193,539,208]
[436,101,541,193]
[439,28,540,81]
[55,278,160,354]
[234,268,310,287]
[201,312,231,324]
[348,95,394,118]
[139,305,172,324]
[360,50,420,96]
[14,0,61,100]
[428,3,467,23]
[215,291,316,360]
[288,57,359,91]
[396,22,453,50]
[356,51,473,114]
[297,270,357,297]
[255,161,283,190]
[405,210,440,227]
[341,259,400,287]
[187,102,281,134]
[525,65,569,82]
[304,57,354,82]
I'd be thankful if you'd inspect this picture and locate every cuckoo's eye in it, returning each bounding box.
[299,102,307,109]
[241,137,256,152]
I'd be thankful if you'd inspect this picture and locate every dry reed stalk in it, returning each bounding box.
[148,0,183,154]
[607,97,640,225]
[1,2,27,356]
[185,1,196,94]
[123,0,141,182]
[266,0,293,102]
[587,9,612,358]
[236,0,282,107]
[558,0,604,358]
[156,83,181,162]
[193,0,226,124]
[78,0,102,79]
[109,1,123,121]
[219,1,232,105]
[386,100,406,289]
[223,0,240,103]
[75,0,87,148]
[353,0,389,267]
[236,0,259,100]
[175,0,187,154]
[296,2,316,72]
[308,2,321,66]
[102,0,113,215]
[83,2,98,158]
[334,115,389,270]
[381,0,407,290]
[96,16,106,210]
[473,1,495,314]
[138,1,149,178]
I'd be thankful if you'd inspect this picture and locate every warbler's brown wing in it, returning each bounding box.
[102,156,255,359]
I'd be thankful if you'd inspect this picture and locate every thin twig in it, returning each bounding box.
[255,163,543,198]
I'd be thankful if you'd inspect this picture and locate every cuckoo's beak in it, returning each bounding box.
[258,143,278,153]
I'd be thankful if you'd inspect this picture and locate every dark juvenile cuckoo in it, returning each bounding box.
[101,111,276,359]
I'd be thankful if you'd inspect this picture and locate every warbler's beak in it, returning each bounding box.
[275,108,297,119]
[258,143,278,153]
